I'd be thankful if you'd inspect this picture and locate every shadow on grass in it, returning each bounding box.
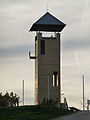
[0,104,74,120]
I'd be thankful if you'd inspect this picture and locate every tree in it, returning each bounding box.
[0,92,20,107]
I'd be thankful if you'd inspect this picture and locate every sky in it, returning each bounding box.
[0,0,90,109]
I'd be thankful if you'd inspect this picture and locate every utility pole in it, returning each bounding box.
[82,75,85,110]
[22,80,24,105]
[48,76,50,101]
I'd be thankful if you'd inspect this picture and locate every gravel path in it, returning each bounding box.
[52,111,90,120]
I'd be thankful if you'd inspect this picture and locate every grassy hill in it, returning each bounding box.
[0,104,73,120]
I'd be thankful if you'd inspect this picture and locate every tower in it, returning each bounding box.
[29,12,66,106]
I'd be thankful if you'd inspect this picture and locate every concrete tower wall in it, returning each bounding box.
[35,32,60,105]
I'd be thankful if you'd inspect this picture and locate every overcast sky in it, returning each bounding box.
[0,0,90,109]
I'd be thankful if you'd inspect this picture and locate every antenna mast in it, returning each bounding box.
[82,75,85,110]
[22,80,24,105]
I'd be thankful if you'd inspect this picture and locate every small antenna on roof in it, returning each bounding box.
[46,0,49,12]
[46,4,48,11]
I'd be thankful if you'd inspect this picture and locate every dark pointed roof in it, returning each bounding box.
[29,12,66,32]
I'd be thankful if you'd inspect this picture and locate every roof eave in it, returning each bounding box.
[29,24,66,32]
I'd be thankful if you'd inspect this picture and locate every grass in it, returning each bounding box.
[0,104,73,120]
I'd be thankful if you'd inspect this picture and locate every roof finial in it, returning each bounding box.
[46,0,49,12]
[46,4,48,12]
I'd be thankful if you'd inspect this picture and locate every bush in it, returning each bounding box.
[0,92,20,107]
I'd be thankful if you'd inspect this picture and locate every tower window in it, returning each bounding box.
[41,40,45,55]
[53,72,58,87]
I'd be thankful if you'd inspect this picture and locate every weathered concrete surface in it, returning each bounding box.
[53,111,90,120]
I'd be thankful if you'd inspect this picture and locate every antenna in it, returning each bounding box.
[46,0,49,12]
[47,4,48,12]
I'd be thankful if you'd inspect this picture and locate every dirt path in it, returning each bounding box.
[52,111,90,120]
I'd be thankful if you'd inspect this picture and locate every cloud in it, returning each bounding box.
[62,38,90,52]
[0,44,33,59]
